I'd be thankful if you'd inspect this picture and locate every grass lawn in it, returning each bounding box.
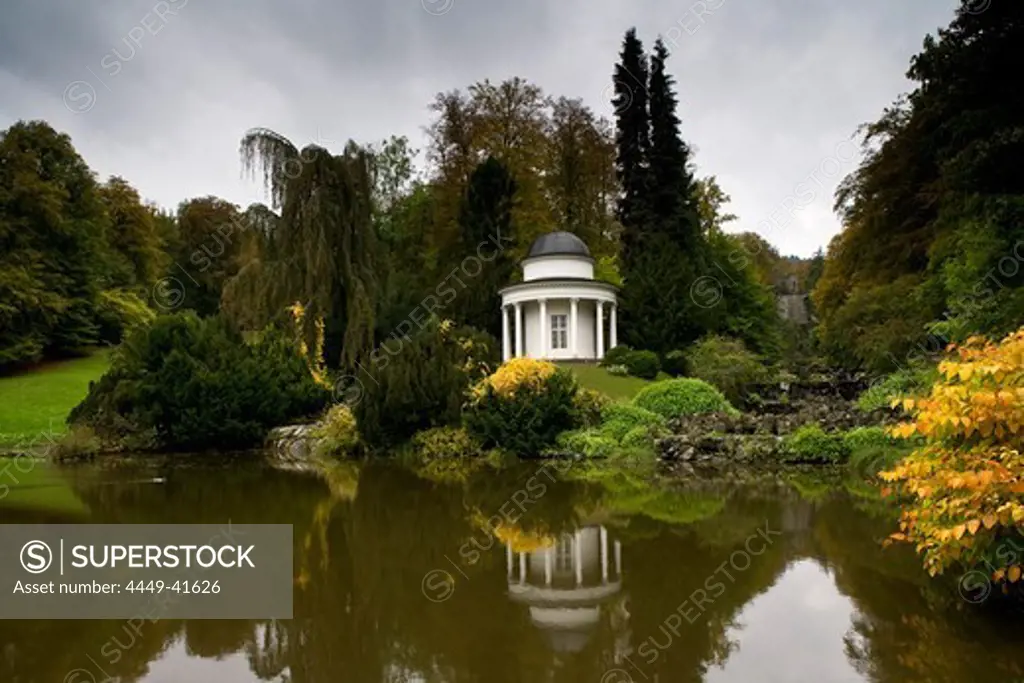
[559,362,654,402]
[0,349,112,447]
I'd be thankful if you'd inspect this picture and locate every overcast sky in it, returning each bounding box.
[0,0,960,257]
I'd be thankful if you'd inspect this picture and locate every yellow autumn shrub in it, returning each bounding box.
[881,327,1024,583]
[472,357,557,399]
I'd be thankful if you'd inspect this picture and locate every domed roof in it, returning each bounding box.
[527,231,591,259]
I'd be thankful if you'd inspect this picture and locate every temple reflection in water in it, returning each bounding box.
[505,525,632,659]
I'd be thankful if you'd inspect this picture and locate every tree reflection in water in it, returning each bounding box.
[2,461,1024,682]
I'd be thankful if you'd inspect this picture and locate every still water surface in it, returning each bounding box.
[2,460,1023,683]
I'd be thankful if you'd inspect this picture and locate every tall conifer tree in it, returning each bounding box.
[648,38,702,250]
[612,28,651,270]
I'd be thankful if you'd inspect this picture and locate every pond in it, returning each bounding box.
[2,459,1023,683]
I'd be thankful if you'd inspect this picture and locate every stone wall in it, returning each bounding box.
[657,387,894,468]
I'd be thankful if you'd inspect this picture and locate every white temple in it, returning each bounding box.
[499,232,619,362]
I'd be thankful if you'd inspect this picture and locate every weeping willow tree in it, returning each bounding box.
[226,129,378,371]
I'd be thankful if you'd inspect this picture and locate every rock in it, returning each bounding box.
[265,423,324,470]
[661,375,888,468]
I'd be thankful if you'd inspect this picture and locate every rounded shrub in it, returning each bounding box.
[557,429,618,458]
[464,358,580,457]
[573,388,611,429]
[315,404,361,457]
[623,349,661,379]
[632,378,736,419]
[781,424,850,464]
[410,426,481,460]
[598,403,666,441]
[621,425,664,448]
[841,426,893,453]
[683,335,767,404]
[601,344,633,367]
[69,312,329,450]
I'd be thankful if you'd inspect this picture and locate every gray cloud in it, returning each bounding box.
[0,0,959,255]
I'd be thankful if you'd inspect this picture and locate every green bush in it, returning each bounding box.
[465,361,580,457]
[623,349,661,379]
[781,425,850,464]
[315,404,361,457]
[557,429,619,458]
[410,426,482,460]
[573,388,611,429]
[662,349,688,377]
[633,378,736,419]
[355,320,490,448]
[601,345,633,367]
[683,335,768,403]
[598,403,666,441]
[841,426,893,453]
[69,312,329,450]
[842,426,908,476]
[855,364,939,412]
[620,424,666,448]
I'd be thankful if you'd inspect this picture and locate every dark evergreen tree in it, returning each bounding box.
[647,38,702,250]
[613,34,779,355]
[612,28,651,269]
[452,156,517,338]
[614,34,706,353]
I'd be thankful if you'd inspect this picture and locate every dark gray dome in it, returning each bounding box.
[527,231,591,259]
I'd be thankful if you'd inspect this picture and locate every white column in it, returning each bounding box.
[570,298,579,358]
[507,544,513,580]
[596,301,605,360]
[514,302,523,357]
[600,526,608,584]
[610,303,618,350]
[574,530,583,586]
[519,552,526,584]
[545,547,553,586]
[502,305,511,362]
[615,540,622,578]
[539,298,548,359]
